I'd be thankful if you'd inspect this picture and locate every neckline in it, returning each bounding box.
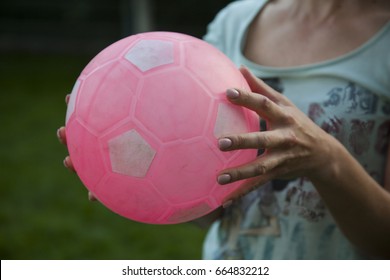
[239,1,390,74]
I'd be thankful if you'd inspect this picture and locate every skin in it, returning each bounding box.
[244,0,390,67]
[58,0,390,257]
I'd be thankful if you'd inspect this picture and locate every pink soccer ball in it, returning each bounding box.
[65,32,259,224]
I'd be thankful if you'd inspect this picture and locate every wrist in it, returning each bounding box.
[307,134,344,186]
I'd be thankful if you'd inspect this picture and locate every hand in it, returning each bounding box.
[57,94,97,202]
[217,67,338,201]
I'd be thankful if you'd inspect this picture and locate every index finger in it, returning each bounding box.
[240,66,291,106]
[226,88,286,123]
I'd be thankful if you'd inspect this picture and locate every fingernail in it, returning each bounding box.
[218,138,232,150]
[65,94,70,104]
[88,192,97,202]
[222,200,233,209]
[56,129,61,140]
[63,157,71,169]
[218,174,231,185]
[226,88,240,99]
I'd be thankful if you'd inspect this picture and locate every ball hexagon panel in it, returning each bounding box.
[108,129,156,178]
[167,201,213,224]
[66,119,107,192]
[150,140,223,204]
[210,182,239,207]
[125,39,175,72]
[135,70,212,143]
[76,61,138,134]
[183,40,246,98]
[81,37,134,77]
[94,174,170,224]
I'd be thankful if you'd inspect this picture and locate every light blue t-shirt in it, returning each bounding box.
[203,0,390,259]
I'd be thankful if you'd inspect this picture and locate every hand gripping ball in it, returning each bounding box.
[65,32,259,224]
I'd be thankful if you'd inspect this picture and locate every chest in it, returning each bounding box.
[243,14,389,68]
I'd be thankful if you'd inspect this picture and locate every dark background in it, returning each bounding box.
[0,0,233,259]
[0,0,232,54]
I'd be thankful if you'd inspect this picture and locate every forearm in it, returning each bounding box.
[310,138,390,258]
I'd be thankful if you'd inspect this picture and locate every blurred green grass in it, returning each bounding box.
[0,53,206,259]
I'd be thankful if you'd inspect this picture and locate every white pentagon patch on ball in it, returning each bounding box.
[108,129,156,178]
[125,39,174,72]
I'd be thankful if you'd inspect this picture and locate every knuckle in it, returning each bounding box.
[241,90,254,105]
[236,89,249,101]
[230,168,244,181]
[233,134,247,148]
[285,130,298,147]
[260,133,271,148]
[255,162,267,175]
[240,90,251,102]
[259,96,272,111]
[282,110,296,125]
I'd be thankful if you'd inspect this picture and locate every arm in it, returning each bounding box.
[218,67,390,258]
[311,136,390,258]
